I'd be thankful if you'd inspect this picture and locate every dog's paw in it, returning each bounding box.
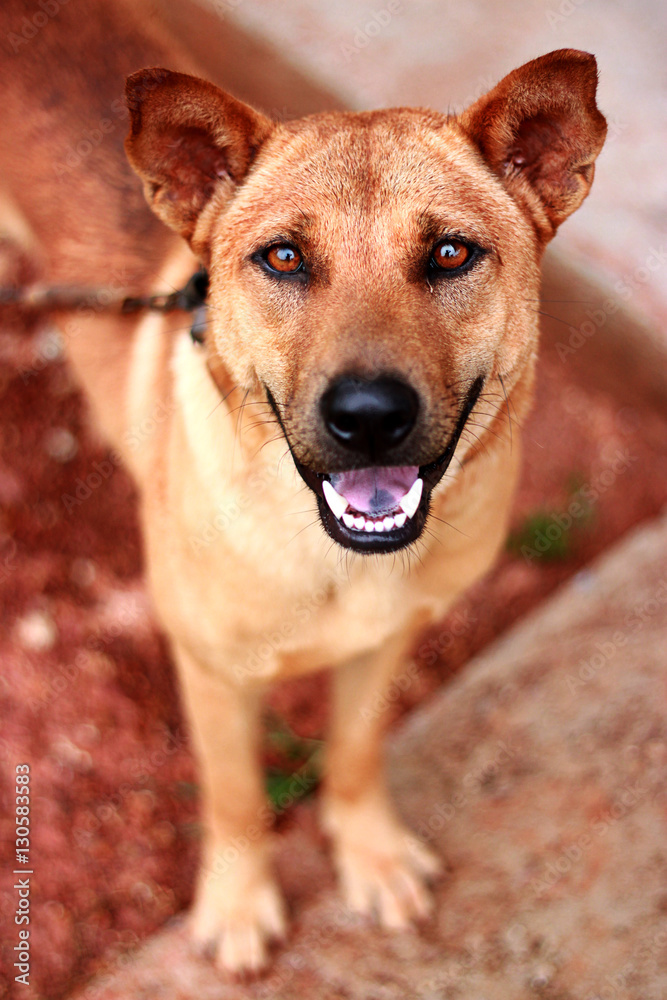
[188,851,287,976]
[322,792,442,929]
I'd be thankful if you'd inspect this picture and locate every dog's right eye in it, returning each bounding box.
[262,244,303,274]
[431,238,471,271]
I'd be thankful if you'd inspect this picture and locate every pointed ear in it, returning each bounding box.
[459,49,607,237]
[125,68,273,249]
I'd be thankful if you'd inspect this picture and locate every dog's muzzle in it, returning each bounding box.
[270,375,485,555]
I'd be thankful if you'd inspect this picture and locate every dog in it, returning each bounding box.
[0,0,606,975]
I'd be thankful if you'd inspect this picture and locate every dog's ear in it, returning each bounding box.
[459,49,606,236]
[125,68,273,250]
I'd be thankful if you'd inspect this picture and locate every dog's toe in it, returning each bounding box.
[218,921,266,977]
[340,840,439,928]
[324,795,443,931]
[188,864,287,977]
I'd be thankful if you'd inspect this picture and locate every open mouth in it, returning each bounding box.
[295,452,445,554]
[319,464,427,552]
[276,376,485,555]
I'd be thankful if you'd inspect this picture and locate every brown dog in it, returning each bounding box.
[0,0,606,975]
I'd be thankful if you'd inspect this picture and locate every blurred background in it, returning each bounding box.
[0,1,665,997]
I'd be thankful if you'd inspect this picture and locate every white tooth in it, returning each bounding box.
[342,512,355,529]
[399,478,423,519]
[364,520,375,532]
[394,512,407,528]
[383,516,395,531]
[323,479,348,520]
[353,516,365,530]
[374,521,385,532]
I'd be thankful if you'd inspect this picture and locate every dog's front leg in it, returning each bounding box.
[322,630,442,928]
[173,642,285,975]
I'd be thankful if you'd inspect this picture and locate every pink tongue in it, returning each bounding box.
[329,466,419,516]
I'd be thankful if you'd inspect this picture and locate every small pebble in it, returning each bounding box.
[574,569,595,592]
[70,557,96,587]
[45,427,78,462]
[17,609,58,651]
[34,325,64,364]
[151,820,176,848]
[530,963,556,989]
[131,881,156,904]
[51,737,92,772]
[73,723,101,746]
[646,740,666,763]
[80,651,116,680]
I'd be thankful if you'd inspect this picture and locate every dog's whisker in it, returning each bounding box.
[230,387,250,473]
[428,511,469,538]
[532,308,580,328]
[226,399,272,417]
[245,418,280,433]
[523,297,595,304]
[496,372,514,451]
[466,418,505,445]
[460,426,491,458]
[285,519,321,547]
[249,433,288,463]
[206,380,240,419]
[422,525,444,551]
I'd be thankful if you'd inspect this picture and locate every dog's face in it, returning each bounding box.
[125,51,605,554]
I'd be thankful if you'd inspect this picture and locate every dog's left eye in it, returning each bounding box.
[263,244,303,274]
[431,238,471,272]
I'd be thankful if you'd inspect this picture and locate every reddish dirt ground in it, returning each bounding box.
[1,295,666,998]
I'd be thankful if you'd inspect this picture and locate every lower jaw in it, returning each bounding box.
[315,489,430,554]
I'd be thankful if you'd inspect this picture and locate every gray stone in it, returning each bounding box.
[69,512,667,1000]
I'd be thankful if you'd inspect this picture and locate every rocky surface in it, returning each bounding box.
[66,513,667,1000]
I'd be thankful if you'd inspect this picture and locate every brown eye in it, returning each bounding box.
[265,244,303,273]
[432,238,471,271]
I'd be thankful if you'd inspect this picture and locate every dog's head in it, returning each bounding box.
[125,51,605,555]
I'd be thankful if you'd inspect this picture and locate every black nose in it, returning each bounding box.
[321,376,419,459]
